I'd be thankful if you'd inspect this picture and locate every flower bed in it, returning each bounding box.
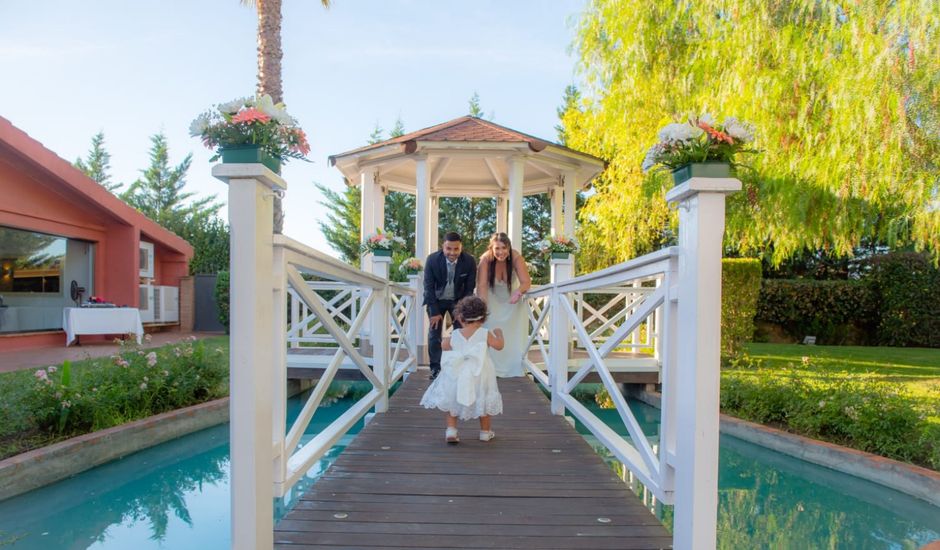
[0,336,229,460]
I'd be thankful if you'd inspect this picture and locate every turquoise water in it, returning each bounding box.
[1,393,937,549]
[578,400,940,550]
[0,391,362,549]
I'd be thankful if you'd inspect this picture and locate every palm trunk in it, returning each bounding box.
[257,0,285,233]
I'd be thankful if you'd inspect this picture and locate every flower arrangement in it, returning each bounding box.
[399,257,424,276]
[642,113,757,173]
[360,229,406,255]
[190,94,310,165]
[539,235,579,256]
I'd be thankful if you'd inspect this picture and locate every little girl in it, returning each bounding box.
[420,296,504,443]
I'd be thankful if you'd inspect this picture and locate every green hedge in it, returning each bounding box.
[756,252,940,347]
[867,252,940,347]
[721,368,940,469]
[756,279,877,344]
[722,259,762,357]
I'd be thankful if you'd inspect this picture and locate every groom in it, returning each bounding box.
[423,231,477,380]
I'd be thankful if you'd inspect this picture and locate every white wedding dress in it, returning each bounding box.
[484,275,529,377]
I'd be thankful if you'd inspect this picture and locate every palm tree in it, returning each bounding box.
[242,0,330,232]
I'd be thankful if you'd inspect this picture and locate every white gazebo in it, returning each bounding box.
[329,116,605,271]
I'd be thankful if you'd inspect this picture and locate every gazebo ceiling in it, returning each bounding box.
[329,116,606,198]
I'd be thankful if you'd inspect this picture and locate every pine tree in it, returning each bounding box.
[74,132,120,192]
[122,133,220,231]
[316,182,361,266]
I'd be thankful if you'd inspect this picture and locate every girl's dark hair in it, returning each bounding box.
[486,232,513,290]
[455,296,488,324]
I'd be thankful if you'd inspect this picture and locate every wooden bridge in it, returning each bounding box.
[217,164,740,549]
[274,373,672,549]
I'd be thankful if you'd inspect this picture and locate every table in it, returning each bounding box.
[63,307,144,347]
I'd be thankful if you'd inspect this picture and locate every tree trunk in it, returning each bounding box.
[257,0,285,233]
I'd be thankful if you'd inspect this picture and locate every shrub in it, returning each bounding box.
[755,279,877,344]
[215,270,230,332]
[28,338,228,436]
[721,258,762,357]
[866,252,940,347]
[721,366,940,469]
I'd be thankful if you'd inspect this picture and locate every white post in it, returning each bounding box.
[563,170,577,235]
[371,254,391,412]
[665,177,740,550]
[407,274,421,370]
[550,185,563,237]
[496,195,507,235]
[213,164,286,550]
[548,255,574,415]
[507,156,524,248]
[415,156,430,259]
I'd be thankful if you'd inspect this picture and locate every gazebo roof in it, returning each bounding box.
[329,116,605,197]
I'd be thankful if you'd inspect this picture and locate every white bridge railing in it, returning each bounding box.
[526,249,677,501]
[218,163,740,550]
[273,237,418,496]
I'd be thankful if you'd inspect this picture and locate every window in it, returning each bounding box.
[0,227,65,294]
[140,241,154,279]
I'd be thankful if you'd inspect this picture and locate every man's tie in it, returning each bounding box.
[446,260,455,286]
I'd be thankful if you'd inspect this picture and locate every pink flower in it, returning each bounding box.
[231,108,271,125]
[146,352,158,367]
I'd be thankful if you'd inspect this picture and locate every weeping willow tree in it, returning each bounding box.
[564,0,940,270]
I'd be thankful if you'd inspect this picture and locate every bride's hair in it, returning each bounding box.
[455,296,488,324]
[486,232,513,291]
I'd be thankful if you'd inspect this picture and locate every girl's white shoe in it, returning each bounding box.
[479,430,496,442]
[445,427,459,444]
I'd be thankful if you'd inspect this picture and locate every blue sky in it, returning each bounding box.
[1,0,587,254]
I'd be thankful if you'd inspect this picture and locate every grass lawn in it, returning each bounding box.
[742,342,940,398]
[0,335,230,461]
[724,342,940,469]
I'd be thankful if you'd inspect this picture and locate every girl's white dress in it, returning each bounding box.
[420,328,503,420]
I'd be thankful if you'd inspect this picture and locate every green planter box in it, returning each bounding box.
[220,145,281,174]
[671,162,731,186]
[551,252,573,259]
[372,249,393,257]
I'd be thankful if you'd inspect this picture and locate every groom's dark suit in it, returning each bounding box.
[423,250,477,377]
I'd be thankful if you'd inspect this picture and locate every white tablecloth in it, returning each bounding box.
[63,308,144,346]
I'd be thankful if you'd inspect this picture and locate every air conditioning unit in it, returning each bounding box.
[139,285,179,323]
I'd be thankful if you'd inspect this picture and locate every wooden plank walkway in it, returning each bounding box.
[274,372,673,549]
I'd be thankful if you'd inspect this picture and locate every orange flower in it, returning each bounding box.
[698,122,734,144]
[231,108,271,124]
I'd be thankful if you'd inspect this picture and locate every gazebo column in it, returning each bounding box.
[550,184,563,237]
[507,156,524,248]
[429,195,440,254]
[496,195,507,235]
[563,170,577,236]
[360,169,381,273]
[415,156,430,259]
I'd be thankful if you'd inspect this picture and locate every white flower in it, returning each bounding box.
[723,117,755,142]
[189,113,211,137]
[642,143,665,172]
[219,97,249,114]
[48,366,57,374]
[697,113,716,126]
[254,94,294,125]
[146,352,158,367]
[140,382,148,390]
[657,123,703,143]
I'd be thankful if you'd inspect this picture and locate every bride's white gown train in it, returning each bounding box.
[484,278,528,378]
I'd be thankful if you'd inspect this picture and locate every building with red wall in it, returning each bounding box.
[0,116,194,351]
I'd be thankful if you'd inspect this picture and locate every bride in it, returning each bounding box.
[476,233,531,377]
